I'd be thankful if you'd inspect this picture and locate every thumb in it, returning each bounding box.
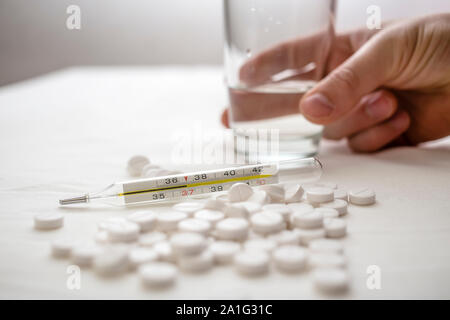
[299,33,396,125]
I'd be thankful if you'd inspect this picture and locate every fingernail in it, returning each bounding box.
[301,93,334,118]
[390,111,410,130]
[365,92,392,119]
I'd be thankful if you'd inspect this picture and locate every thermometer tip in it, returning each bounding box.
[59,194,88,205]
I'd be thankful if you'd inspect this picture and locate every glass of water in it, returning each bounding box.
[224,0,336,161]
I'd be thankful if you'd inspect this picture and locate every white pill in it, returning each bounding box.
[309,239,344,254]
[283,184,304,203]
[234,250,270,276]
[224,204,250,219]
[247,190,270,204]
[51,238,76,258]
[291,210,323,229]
[170,232,206,256]
[349,188,376,205]
[273,245,308,273]
[178,218,211,235]
[138,231,167,247]
[313,268,349,293]
[194,209,224,226]
[262,204,292,222]
[228,183,254,202]
[260,185,285,203]
[128,247,159,269]
[178,250,214,272]
[127,210,157,232]
[34,213,64,230]
[97,217,127,231]
[127,155,150,177]
[93,247,129,276]
[156,211,188,232]
[309,253,346,269]
[210,241,241,264]
[334,188,348,201]
[71,244,103,267]
[244,238,277,253]
[215,218,249,241]
[306,187,334,203]
[233,201,262,214]
[320,200,348,216]
[295,228,326,246]
[250,212,284,235]
[287,202,314,214]
[324,218,347,238]
[141,163,160,177]
[107,221,140,243]
[94,231,110,244]
[204,198,228,212]
[173,201,205,216]
[139,262,177,287]
[153,241,176,262]
[268,230,301,246]
[314,208,340,224]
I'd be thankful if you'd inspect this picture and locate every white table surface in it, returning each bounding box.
[0,66,449,299]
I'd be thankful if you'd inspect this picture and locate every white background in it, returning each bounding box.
[1,0,450,86]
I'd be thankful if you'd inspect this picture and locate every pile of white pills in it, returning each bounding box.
[39,156,377,295]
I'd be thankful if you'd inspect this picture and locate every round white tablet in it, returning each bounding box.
[97,217,127,231]
[107,221,140,243]
[127,155,150,177]
[138,231,167,247]
[173,201,205,216]
[215,218,249,241]
[141,163,161,177]
[194,209,225,226]
[320,200,348,216]
[34,213,64,230]
[170,232,206,256]
[314,207,340,221]
[295,228,326,246]
[51,238,76,258]
[224,203,250,219]
[306,187,334,203]
[93,246,129,276]
[268,230,301,246]
[313,268,349,293]
[291,210,323,229]
[309,239,344,254]
[244,238,277,253]
[233,201,262,214]
[139,262,177,287]
[260,185,285,203]
[210,241,241,264]
[324,218,347,238]
[153,241,176,263]
[334,189,348,201]
[284,184,304,203]
[156,211,188,232]
[262,204,292,222]
[234,250,270,276]
[178,218,211,235]
[128,247,159,269]
[349,188,376,205]
[204,198,228,212]
[178,250,214,272]
[309,253,347,269]
[247,190,270,204]
[228,183,254,202]
[250,212,284,235]
[273,245,308,272]
[71,244,103,267]
[127,210,157,232]
[287,203,314,214]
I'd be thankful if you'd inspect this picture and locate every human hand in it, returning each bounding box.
[222,14,450,152]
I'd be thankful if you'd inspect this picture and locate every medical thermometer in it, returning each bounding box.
[59,157,322,206]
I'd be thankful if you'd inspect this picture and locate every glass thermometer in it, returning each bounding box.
[59,157,322,206]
